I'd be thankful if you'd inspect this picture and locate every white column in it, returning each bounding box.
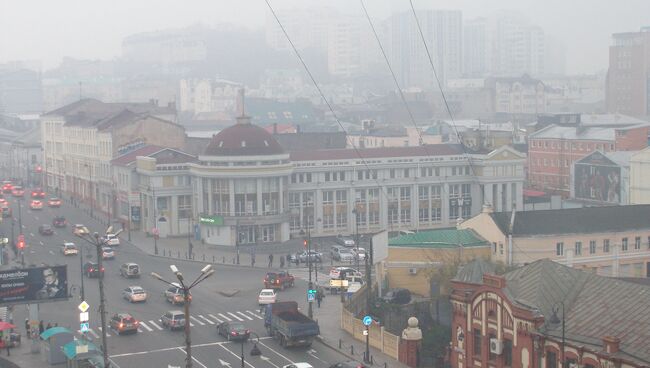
[612,244,620,277]
[229,179,235,216]
[485,183,494,207]
[196,178,204,214]
[515,182,524,210]
[256,178,263,216]
[442,183,450,225]
[278,177,284,214]
[506,182,513,211]
[412,184,418,229]
[496,184,504,212]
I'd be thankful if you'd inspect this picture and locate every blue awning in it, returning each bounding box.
[40,327,72,340]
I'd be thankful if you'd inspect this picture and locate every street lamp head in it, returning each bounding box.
[170,264,180,274]
[200,264,212,274]
[203,269,215,279]
[150,272,164,281]
[113,228,124,237]
[93,232,100,240]
[106,225,113,234]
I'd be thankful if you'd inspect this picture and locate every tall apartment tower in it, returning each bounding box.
[606,27,650,118]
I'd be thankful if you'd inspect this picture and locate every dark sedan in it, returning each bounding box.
[53,216,67,228]
[38,224,54,236]
[217,321,250,341]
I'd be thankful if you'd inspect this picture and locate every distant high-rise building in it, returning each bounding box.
[386,10,463,88]
[264,7,335,54]
[606,27,650,118]
[492,12,545,77]
[0,68,43,114]
[463,18,490,77]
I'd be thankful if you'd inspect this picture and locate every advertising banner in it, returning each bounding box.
[0,265,68,305]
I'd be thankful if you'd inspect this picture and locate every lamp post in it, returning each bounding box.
[550,302,565,367]
[352,208,360,270]
[84,163,93,218]
[17,197,24,266]
[151,264,214,368]
[79,244,85,301]
[150,185,158,255]
[76,226,122,368]
[300,226,313,320]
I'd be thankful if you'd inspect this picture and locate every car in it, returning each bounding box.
[101,246,115,259]
[31,188,45,198]
[83,262,104,278]
[336,235,356,247]
[328,362,368,368]
[47,197,62,207]
[73,224,89,236]
[122,286,147,303]
[283,364,314,368]
[258,289,277,305]
[52,216,67,228]
[160,310,185,330]
[217,321,250,341]
[38,224,54,235]
[290,250,323,263]
[120,263,140,278]
[330,245,354,262]
[1,206,11,218]
[11,186,24,197]
[62,242,78,256]
[329,267,362,280]
[2,182,13,193]
[0,196,6,205]
[102,233,120,246]
[164,283,191,305]
[109,313,139,335]
[381,288,411,305]
[352,247,367,261]
[263,271,295,290]
[29,199,43,210]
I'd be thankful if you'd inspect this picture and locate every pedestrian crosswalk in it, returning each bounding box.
[78,310,264,338]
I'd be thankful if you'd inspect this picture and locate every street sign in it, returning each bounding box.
[78,301,89,313]
[363,330,369,336]
[363,315,372,326]
[307,289,317,302]
[80,322,89,333]
[330,279,349,288]
[79,312,89,322]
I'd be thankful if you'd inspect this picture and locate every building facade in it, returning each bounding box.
[571,150,633,205]
[630,147,650,204]
[450,259,650,368]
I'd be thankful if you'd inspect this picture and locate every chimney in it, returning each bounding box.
[235,88,251,125]
[602,336,621,354]
[481,203,494,214]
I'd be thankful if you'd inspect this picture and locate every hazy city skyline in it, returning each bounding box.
[1,0,649,74]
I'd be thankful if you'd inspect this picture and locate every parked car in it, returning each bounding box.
[329,362,367,368]
[352,247,366,261]
[73,224,89,236]
[381,288,411,305]
[164,283,191,305]
[258,289,277,305]
[38,224,54,236]
[47,198,62,207]
[31,188,45,198]
[109,313,139,335]
[11,186,24,197]
[102,233,120,246]
[120,263,140,278]
[122,286,147,303]
[330,246,354,262]
[329,267,361,280]
[83,262,104,278]
[61,242,78,256]
[263,271,295,290]
[2,181,13,193]
[217,321,250,341]
[52,216,67,228]
[160,310,185,330]
[289,250,323,263]
[101,246,115,260]
[29,200,43,210]
[0,206,11,218]
[335,235,356,247]
[283,364,314,368]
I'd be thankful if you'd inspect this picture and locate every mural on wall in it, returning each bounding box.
[574,152,621,203]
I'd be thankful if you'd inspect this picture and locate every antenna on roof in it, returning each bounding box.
[235,88,251,125]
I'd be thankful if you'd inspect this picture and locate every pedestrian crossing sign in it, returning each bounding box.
[307,289,317,302]
[80,322,89,333]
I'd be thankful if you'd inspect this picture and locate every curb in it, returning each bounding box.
[0,356,21,368]
[316,335,361,363]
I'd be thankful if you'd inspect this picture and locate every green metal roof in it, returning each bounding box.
[39,326,72,340]
[62,340,100,360]
[388,228,489,248]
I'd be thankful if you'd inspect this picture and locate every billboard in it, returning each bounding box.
[0,265,68,305]
[574,157,621,203]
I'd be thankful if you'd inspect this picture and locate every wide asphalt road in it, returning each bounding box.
[1,194,351,368]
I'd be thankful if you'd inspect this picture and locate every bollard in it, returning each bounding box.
[384,363,387,368]
[192,253,195,260]
[212,255,215,263]
[350,345,354,355]
[338,339,342,349]
[202,254,205,261]
[177,250,180,258]
[371,355,374,365]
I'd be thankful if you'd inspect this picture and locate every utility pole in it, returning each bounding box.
[94,233,108,367]
[79,244,85,301]
[307,227,313,320]
[151,185,158,255]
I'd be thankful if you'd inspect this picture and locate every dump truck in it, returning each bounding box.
[264,301,319,348]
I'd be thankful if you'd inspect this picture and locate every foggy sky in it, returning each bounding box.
[1,0,649,74]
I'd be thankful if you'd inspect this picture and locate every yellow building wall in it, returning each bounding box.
[459,212,507,262]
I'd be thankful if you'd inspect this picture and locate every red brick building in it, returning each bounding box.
[528,114,649,196]
[449,259,650,368]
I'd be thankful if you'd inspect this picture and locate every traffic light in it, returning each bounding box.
[303,239,308,249]
[16,234,25,250]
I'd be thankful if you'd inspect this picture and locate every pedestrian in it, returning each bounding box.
[24,319,30,339]
[54,323,58,328]
[46,322,51,331]
[5,335,9,356]
[279,256,285,268]
[268,254,274,268]
[316,290,323,308]
[251,252,256,267]
[39,320,44,335]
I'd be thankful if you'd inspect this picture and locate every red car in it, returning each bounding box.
[2,182,12,193]
[263,271,295,290]
[11,186,24,197]
[47,198,62,207]
[31,188,45,198]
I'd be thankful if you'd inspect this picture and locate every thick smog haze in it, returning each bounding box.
[1,0,648,73]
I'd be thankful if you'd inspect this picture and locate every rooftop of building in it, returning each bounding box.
[488,204,650,236]
[111,145,165,167]
[202,116,286,157]
[528,124,648,141]
[576,150,637,168]
[389,228,489,249]
[289,144,466,161]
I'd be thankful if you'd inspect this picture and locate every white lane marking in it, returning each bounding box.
[227,312,243,321]
[209,314,223,323]
[246,311,263,319]
[218,313,231,321]
[49,251,54,255]
[258,340,296,364]
[307,348,328,364]
[109,337,275,358]
[138,327,143,333]
[89,329,100,339]
[198,315,214,325]
[35,216,39,220]
[260,356,280,368]
[139,321,153,331]
[148,320,163,330]
[39,241,43,246]
[190,316,205,326]
[29,233,34,237]
[236,311,253,321]
[98,326,111,337]
[189,322,194,327]
[218,344,256,368]
[178,347,208,368]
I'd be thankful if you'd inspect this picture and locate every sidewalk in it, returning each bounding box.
[0,336,48,368]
